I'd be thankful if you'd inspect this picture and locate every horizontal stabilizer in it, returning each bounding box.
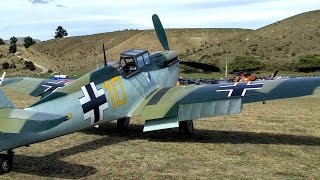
[1,77,44,96]
[0,90,15,109]
[0,108,67,133]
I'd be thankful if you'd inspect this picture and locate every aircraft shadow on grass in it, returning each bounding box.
[12,137,125,179]
[12,122,320,179]
[84,122,320,146]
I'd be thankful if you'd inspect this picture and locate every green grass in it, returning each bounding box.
[1,89,320,179]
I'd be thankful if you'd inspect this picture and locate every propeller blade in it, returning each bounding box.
[152,14,169,51]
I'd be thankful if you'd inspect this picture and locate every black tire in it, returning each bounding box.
[0,154,13,174]
[179,120,194,134]
[117,117,130,131]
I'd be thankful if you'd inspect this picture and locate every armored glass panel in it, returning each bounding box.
[137,56,144,68]
[143,53,150,65]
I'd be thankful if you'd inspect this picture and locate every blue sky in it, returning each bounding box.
[0,0,319,40]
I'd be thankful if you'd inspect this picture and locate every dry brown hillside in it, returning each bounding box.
[0,45,41,76]
[16,10,320,74]
[21,28,250,73]
[187,10,320,70]
[21,30,142,72]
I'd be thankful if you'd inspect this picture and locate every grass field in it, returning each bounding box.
[1,89,320,179]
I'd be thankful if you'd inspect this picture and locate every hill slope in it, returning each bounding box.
[186,10,320,70]
[6,10,320,74]
[20,28,250,72]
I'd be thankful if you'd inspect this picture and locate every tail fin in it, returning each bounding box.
[0,90,15,109]
[0,72,6,86]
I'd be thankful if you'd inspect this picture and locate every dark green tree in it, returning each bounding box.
[54,26,68,39]
[9,36,17,53]
[0,38,5,45]
[229,56,263,73]
[23,36,36,48]
[10,36,17,45]
[296,54,320,72]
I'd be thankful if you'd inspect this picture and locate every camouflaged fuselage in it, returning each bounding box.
[0,51,179,152]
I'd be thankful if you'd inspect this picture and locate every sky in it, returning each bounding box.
[0,0,319,40]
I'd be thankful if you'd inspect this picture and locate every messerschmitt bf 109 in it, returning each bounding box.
[0,14,320,174]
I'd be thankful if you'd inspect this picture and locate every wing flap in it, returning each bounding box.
[142,99,242,132]
[178,98,242,121]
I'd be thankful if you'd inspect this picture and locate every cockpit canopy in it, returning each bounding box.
[119,49,150,77]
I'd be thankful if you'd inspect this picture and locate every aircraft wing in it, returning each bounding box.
[138,77,320,132]
[0,77,72,97]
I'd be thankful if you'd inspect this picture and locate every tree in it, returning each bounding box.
[54,26,68,39]
[23,36,36,48]
[229,56,263,73]
[10,36,17,45]
[9,36,17,53]
[9,45,16,53]
[296,54,320,72]
[0,38,5,45]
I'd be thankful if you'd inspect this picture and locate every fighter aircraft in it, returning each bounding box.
[0,14,320,174]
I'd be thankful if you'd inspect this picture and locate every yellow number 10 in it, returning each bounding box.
[104,76,127,109]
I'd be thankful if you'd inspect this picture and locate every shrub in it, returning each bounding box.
[2,62,9,69]
[24,61,36,71]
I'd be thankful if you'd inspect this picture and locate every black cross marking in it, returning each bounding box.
[217,81,264,97]
[79,82,108,124]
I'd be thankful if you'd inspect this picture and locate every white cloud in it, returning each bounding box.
[0,0,319,40]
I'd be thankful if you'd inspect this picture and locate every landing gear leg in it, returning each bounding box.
[179,120,194,134]
[117,117,130,131]
[0,150,14,174]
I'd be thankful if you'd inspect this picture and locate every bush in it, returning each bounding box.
[24,61,36,71]
[296,54,320,72]
[2,62,9,69]
[229,56,263,73]
[23,36,36,48]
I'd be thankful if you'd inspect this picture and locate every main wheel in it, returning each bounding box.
[117,117,130,131]
[179,120,194,134]
[0,154,13,174]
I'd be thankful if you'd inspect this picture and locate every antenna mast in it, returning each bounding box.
[103,44,107,66]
